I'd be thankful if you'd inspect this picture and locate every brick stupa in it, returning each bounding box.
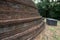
[0,0,45,40]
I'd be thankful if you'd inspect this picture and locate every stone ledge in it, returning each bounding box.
[0,16,42,25]
[1,22,44,40]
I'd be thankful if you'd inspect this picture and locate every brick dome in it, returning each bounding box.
[0,0,45,40]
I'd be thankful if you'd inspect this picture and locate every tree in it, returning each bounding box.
[36,0,60,20]
[37,0,50,17]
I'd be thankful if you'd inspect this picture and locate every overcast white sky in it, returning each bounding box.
[34,0,40,3]
[33,0,57,3]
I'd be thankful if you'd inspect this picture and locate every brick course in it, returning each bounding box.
[0,0,45,40]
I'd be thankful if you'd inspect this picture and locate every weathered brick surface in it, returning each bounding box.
[0,19,43,39]
[1,22,45,40]
[0,0,45,40]
[4,0,36,8]
[0,1,39,20]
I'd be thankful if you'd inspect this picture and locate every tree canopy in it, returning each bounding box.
[36,0,60,20]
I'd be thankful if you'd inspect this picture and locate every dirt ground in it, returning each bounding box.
[35,21,60,40]
[42,21,60,40]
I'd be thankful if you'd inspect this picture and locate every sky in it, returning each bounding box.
[34,0,40,3]
[33,0,57,3]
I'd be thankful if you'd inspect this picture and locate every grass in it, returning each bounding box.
[35,20,60,40]
[49,27,56,31]
[49,27,60,40]
[42,20,60,40]
[58,21,60,25]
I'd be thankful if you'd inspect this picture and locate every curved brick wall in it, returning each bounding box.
[0,0,45,40]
